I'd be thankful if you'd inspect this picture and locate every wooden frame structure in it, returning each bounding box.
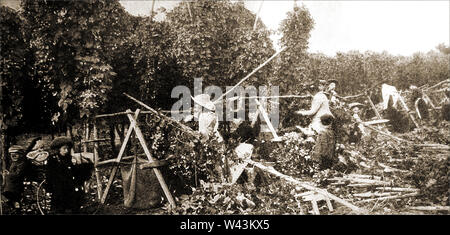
[85,108,176,208]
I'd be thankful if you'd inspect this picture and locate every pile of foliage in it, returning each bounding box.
[170,178,308,215]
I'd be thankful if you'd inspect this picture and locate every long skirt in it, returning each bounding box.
[312,128,336,170]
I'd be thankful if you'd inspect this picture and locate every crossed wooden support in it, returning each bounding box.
[99,109,176,208]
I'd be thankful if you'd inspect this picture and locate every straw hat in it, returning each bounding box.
[191,94,216,111]
[8,145,24,154]
[349,102,365,109]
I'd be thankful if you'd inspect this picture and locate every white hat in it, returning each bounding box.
[349,102,365,109]
[191,94,216,111]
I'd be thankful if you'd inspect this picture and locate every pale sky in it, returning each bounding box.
[119,0,449,56]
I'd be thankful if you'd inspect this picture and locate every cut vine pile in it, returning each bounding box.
[164,121,449,215]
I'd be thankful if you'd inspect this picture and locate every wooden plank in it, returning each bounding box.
[325,196,334,212]
[101,109,140,204]
[311,198,320,215]
[357,192,418,203]
[353,192,396,198]
[363,119,390,125]
[409,206,450,211]
[139,160,168,170]
[128,112,177,209]
[81,138,110,143]
[375,187,418,193]
[96,155,139,167]
[346,174,382,180]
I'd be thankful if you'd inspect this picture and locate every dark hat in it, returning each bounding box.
[8,145,24,154]
[320,114,335,126]
[50,137,73,150]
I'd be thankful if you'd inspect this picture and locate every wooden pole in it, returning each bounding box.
[424,79,450,91]
[366,95,382,120]
[253,0,264,31]
[214,47,287,103]
[398,94,419,128]
[254,99,281,140]
[101,109,140,204]
[186,1,193,19]
[149,0,156,21]
[126,112,176,209]
[83,123,89,153]
[357,192,418,203]
[363,124,410,143]
[93,124,103,200]
[422,93,436,109]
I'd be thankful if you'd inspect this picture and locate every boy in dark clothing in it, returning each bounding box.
[45,137,93,214]
[2,145,30,209]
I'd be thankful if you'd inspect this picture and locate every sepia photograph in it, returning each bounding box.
[0,0,449,224]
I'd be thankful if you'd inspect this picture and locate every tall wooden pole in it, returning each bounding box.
[215,47,287,103]
[149,0,156,21]
[253,0,264,31]
[186,1,193,19]
[93,123,103,200]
